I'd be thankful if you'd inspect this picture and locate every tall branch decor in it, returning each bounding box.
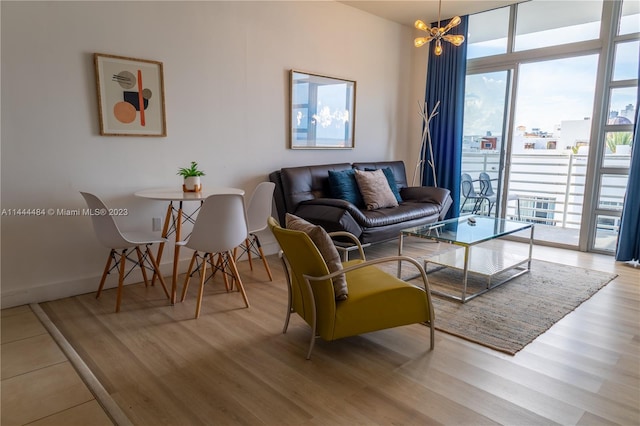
[413,100,440,187]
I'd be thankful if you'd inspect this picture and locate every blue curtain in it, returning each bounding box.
[615,78,640,262]
[422,16,468,219]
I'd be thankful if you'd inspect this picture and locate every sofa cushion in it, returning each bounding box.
[285,213,348,301]
[352,161,408,189]
[365,167,402,203]
[328,169,364,208]
[279,163,352,213]
[354,169,399,210]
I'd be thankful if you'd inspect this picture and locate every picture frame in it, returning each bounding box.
[94,53,167,136]
[290,70,356,149]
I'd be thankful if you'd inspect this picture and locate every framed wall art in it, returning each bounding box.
[94,53,167,136]
[290,70,356,149]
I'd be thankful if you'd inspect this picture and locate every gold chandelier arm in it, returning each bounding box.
[442,34,466,46]
[434,38,443,56]
[414,36,435,48]
[442,15,462,33]
[414,19,431,33]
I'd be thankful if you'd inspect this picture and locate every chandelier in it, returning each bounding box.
[414,0,465,56]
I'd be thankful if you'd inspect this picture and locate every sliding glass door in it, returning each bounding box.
[508,55,599,247]
[461,71,512,217]
[462,0,638,253]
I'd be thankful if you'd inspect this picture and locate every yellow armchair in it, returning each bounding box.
[268,217,435,359]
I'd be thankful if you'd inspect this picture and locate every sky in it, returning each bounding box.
[463,3,639,139]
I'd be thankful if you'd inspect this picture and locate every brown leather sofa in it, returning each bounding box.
[269,161,452,245]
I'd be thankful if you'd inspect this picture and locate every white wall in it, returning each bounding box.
[1,1,426,308]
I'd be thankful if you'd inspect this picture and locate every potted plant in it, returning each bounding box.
[177,161,205,192]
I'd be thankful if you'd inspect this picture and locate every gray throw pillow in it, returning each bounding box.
[285,214,348,301]
[354,169,399,210]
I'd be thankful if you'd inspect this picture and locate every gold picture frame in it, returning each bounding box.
[94,53,167,136]
[290,70,356,149]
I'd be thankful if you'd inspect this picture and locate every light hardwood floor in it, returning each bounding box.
[1,305,113,425]
[3,239,640,425]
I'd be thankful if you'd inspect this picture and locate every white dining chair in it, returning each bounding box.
[179,193,250,318]
[80,192,169,313]
[234,182,275,281]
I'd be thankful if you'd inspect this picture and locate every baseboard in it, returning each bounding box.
[0,239,282,310]
[0,259,190,310]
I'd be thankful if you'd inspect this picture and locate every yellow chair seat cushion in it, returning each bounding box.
[329,264,430,340]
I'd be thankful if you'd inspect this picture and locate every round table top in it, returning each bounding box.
[134,187,244,201]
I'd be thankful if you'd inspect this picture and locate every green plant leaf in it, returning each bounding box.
[177,161,205,177]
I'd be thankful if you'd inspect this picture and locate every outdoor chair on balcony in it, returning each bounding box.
[460,173,491,215]
[478,172,521,219]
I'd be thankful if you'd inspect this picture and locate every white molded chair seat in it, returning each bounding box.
[80,192,169,312]
[234,182,275,281]
[180,193,250,318]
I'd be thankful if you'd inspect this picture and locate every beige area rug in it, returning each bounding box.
[388,259,617,355]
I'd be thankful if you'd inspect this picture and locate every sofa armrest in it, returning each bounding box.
[400,186,450,205]
[401,186,452,220]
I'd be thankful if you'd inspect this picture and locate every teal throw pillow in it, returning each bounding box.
[365,167,403,203]
[328,169,364,207]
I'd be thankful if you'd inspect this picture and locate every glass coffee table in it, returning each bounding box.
[398,216,534,303]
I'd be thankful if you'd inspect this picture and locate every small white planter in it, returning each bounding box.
[183,176,202,192]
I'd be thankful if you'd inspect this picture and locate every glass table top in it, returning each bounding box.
[401,216,533,246]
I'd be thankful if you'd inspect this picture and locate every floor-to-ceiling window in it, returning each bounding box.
[461,0,639,253]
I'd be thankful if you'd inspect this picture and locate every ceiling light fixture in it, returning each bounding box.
[414,0,465,56]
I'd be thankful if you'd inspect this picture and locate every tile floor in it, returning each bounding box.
[1,305,113,426]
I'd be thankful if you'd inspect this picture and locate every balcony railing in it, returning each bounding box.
[461,151,630,249]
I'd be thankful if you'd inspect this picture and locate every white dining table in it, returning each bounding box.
[134,187,245,305]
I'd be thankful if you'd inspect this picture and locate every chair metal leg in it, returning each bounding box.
[305,303,318,360]
[280,255,293,334]
[306,333,316,360]
[429,321,435,350]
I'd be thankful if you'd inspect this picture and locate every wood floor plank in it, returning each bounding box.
[1,362,95,425]
[1,333,67,380]
[34,241,640,425]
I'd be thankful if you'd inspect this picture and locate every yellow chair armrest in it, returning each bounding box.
[304,256,431,293]
[328,231,366,261]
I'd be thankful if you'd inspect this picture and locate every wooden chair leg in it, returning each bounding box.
[115,249,127,313]
[135,246,150,287]
[195,255,208,319]
[208,253,218,281]
[245,239,254,271]
[217,253,231,292]
[146,247,169,299]
[181,253,198,302]
[254,236,273,281]
[226,251,249,308]
[97,251,114,299]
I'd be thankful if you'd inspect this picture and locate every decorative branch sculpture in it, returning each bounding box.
[413,100,440,187]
